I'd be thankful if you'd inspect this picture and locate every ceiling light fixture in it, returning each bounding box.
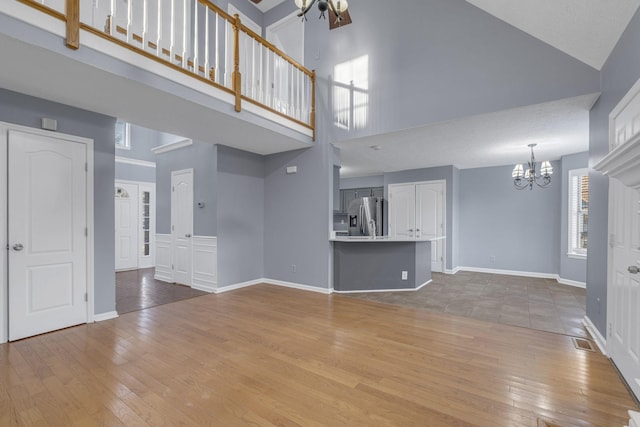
[511,144,553,190]
[294,0,353,29]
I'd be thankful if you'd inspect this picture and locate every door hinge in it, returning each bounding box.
[85,227,88,236]
[85,162,88,172]
[172,186,175,192]
[608,323,612,337]
[84,293,88,302]
[171,225,175,231]
[171,264,174,270]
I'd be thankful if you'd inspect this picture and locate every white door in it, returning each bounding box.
[171,169,193,285]
[389,184,416,239]
[416,182,445,272]
[115,182,139,271]
[8,130,88,341]
[608,178,640,399]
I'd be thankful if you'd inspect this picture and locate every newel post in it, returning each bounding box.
[232,13,242,113]
[66,0,80,50]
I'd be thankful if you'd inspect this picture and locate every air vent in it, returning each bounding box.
[572,337,595,352]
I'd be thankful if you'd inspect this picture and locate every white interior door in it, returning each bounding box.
[608,178,640,399]
[171,169,193,285]
[416,182,445,272]
[8,130,88,341]
[115,182,139,271]
[389,184,416,239]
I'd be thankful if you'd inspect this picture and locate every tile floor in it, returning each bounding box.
[116,268,208,315]
[344,271,588,338]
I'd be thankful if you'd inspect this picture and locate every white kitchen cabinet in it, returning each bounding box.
[389,181,445,272]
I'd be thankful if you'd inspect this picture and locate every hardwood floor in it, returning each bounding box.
[116,268,208,314]
[1,284,636,426]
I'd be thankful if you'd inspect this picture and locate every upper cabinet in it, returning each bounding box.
[595,77,640,191]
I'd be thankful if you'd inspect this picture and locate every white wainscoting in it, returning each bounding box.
[155,234,173,283]
[192,236,217,293]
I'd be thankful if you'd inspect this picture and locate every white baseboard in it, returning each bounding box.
[583,315,608,356]
[456,266,558,279]
[94,311,119,322]
[191,283,215,293]
[215,278,333,295]
[557,277,586,289]
[214,279,263,294]
[154,272,173,283]
[333,279,432,294]
[444,267,460,275]
[455,266,586,289]
[264,278,333,295]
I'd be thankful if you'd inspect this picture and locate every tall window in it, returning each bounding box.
[569,169,589,257]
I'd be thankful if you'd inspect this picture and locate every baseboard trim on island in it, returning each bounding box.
[93,311,119,322]
[333,280,432,294]
[583,315,608,356]
[215,278,333,295]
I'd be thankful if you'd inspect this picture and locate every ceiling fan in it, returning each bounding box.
[249,0,352,30]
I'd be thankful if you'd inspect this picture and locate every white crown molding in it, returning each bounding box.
[593,134,640,191]
[115,156,156,168]
[151,139,193,154]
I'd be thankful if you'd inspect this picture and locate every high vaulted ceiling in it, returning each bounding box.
[465,0,640,70]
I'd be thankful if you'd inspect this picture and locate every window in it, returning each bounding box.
[115,120,130,149]
[569,169,589,257]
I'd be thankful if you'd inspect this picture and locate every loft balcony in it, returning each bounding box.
[0,0,315,154]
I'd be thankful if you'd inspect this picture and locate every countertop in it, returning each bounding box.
[330,235,446,243]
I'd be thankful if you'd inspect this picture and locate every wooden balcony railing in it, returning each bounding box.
[17,0,316,140]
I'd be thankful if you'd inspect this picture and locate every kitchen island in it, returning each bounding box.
[331,236,443,292]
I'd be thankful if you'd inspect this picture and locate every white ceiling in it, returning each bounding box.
[335,93,599,178]
[465,0,640,70]
[250,0,287,13]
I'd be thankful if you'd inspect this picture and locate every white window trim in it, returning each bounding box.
[568,168,589,258]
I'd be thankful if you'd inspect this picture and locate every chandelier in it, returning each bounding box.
[512,144,553,190]
[294,0,352,28]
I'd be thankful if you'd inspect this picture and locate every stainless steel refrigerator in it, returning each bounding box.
[347,197,384,237]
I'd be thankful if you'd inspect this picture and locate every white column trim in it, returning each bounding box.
[192,236,217,293]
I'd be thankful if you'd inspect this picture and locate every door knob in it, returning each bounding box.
[629,266,640,274]
[185,234,191,238]
[12,243,24,251]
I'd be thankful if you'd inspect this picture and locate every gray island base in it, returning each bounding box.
[332,239,432,292]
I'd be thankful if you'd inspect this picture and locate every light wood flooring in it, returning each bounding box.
[1,284,636,426]
[346,272,588,338]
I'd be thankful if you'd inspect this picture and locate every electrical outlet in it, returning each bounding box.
[401,271,408,280]
[292,264,296,272]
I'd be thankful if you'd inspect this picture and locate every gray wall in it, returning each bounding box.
[559,152,589,284]
[340,175,385,189]
[155,142,218,236]
[458,163,561,275]
[264,143,332,289]
[268,0,600,144]
[217,146,265,287]
[384,166,456,271]
[115,162,156,183]
[0,89,117,315]
[587,7,640,336]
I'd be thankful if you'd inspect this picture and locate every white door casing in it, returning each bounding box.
[8,129,90,341]
[171,169,193,285]
[416,182,445,273]
[608,178,640,399]
[115,181,139,271]
[266,11,304,65]
[389,184,416,240]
